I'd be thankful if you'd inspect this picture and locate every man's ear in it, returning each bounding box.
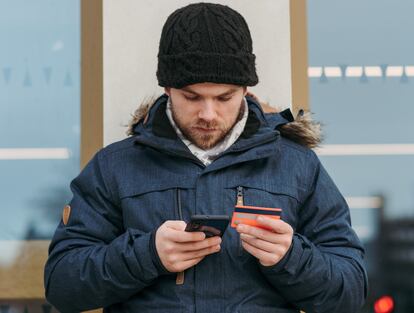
[243,86,247,96]
[164,87,171,96]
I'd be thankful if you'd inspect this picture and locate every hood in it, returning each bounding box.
[126,94,322,149]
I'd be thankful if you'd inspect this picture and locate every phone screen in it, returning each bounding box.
[185,215,230,237]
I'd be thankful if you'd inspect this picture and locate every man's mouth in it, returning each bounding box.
[194,127,217,132]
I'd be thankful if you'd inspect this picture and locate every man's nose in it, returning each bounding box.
[198,101,217,121]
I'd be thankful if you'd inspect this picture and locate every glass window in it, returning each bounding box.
[0,0,80,308]
[308,1,414,312]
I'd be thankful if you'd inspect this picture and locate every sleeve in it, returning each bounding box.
[44,151,170,313]
[259,151,368,313]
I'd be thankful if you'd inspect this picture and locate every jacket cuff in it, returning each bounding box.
[259,233,307,276]
[149,229,172,276]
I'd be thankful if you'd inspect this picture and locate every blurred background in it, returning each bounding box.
[309,1,414,312]
[0,1,80,312]
[0,0,413,312]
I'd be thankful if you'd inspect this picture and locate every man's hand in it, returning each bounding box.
[156,220,222,272]
[236,216,293,267]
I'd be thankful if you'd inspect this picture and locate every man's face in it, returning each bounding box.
[165,83,247,150]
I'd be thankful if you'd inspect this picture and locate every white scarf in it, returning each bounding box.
[166,97,249,166]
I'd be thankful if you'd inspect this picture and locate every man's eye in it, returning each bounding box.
[184,95,199,101]
[218,97,231,102]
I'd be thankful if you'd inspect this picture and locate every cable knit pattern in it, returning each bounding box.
[157,2,258,88]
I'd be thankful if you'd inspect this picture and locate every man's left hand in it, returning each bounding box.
[236,216,293,267]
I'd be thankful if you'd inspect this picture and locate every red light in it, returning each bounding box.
[374,295,394,313]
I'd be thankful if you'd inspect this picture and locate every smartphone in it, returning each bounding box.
[185,215,230,238]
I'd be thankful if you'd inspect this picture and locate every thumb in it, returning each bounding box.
[164,220,187,231]
[256,216,292,234]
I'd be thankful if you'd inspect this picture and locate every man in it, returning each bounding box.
[44,3,367,313]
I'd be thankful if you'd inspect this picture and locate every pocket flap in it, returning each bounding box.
[119,176,196,198]
[225,181,301,201]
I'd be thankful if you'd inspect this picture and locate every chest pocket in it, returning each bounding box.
[120,182,195,233]
[224,183,301,227]
[223,183,302,257]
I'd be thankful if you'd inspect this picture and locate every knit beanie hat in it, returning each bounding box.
[156,2,258,88]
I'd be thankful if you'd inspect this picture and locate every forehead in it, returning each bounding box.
[179,83,242,96]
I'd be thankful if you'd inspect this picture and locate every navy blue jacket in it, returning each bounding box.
[44,95,367,313]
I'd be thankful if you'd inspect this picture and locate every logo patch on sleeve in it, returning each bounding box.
[62,205,71,225]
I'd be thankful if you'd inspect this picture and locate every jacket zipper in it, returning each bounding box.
[236,186,244,256]
[237,186,244,206]
[176,188,185,285]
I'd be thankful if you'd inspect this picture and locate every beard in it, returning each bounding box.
[171,100,245,150]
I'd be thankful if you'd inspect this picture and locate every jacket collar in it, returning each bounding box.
[133,94,293,136]
[133,94,288,167]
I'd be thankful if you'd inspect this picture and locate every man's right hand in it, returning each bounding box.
[155,220,222,273]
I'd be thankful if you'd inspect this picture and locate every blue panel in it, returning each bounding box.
[0,0,80,240]
[308,0,414,65]
[308,0,414,219]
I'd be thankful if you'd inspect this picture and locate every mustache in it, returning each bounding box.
[192,120,220,129]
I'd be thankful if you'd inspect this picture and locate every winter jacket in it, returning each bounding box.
[44,94,368,313]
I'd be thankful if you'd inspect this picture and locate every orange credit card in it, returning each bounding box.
[231,205,282,230]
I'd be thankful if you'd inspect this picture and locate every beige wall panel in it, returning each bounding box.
[103,0,293,145]
[290,0,309,116]
[81,0,103,166]
[0,241,49,299]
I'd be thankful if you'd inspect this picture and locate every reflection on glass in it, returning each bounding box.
[0,0,80,240]
[308,1,414,311]
[0,0,80,306]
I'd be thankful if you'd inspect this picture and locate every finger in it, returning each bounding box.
[168,229,206,243]
[164,220,187,231]
[240,233,277,253]
[180,244,221,261]
[199,225,221,236]
[255,216,293,234]
[177,236,222,252]
[241,240,279,266]
[236,224,280,243]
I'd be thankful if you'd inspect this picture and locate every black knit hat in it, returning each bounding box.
[156,2,258,88]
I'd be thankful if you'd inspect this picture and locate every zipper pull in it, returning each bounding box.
[236,186,244,206]
[176,271,185,285]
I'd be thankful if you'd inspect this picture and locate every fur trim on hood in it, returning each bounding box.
[126,95,322,149]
